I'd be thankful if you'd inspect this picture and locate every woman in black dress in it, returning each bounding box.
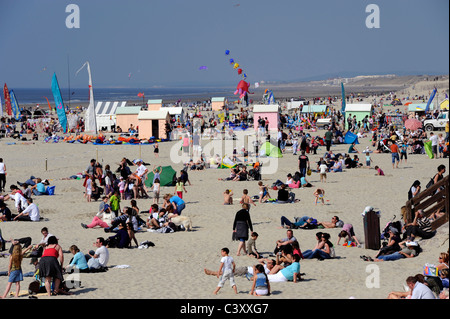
[232,203,253,256]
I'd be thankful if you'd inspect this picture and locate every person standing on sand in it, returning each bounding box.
[213,247,238,295]
[390,140,400,169]
[233,203,253,256]
[0,158,6,192]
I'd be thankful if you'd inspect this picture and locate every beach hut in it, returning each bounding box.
[344,104,373,124]
[211,97,226,111]
[95,101,126,132]
[115,106,142,133]
[147,99,163,111]
[163,106,186,124]
[300,104,328,116]
[137,109,170,140]
[252,104,280,131]
[440,99,449,110]
[407,103,434,118]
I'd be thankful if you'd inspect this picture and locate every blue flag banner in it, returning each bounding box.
[9,90,21,121]
[51,73,68,133]
[425,88,437,112]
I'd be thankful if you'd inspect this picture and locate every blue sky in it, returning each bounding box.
[0,0,448,88]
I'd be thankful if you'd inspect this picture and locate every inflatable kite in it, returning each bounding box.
[234,80,251,99]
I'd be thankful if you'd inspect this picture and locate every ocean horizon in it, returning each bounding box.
[7,86,240,106]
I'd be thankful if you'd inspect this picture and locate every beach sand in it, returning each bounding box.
[0,77,448,300]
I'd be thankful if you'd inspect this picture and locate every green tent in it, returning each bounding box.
[144,166,177,187]
[259,141,283,158]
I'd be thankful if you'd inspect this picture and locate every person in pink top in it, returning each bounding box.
[337,224,361,247]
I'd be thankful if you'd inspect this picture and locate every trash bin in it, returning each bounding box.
[363,209,381,250]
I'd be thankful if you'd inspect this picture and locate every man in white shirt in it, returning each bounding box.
[406,276,436,299]
[430,132,439,159]
[87,237,109,270]
[13,198,40,221]
[4,186,29,213]
[133,160,149,198]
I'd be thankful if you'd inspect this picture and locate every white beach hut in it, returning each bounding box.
[95,101,126,132]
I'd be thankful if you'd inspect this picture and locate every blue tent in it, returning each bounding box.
[344,131,359,144]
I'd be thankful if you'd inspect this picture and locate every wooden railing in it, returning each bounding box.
[405,175,449,230]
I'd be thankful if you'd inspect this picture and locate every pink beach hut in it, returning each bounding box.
[252,104,280,131]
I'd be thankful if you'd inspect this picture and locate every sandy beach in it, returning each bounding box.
[0,77,448,301]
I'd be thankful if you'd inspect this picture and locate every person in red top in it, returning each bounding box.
[390,141,400,169]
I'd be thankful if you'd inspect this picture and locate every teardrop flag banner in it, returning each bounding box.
[51,73,68,133]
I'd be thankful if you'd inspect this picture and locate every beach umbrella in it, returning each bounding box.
[404,118,422,131]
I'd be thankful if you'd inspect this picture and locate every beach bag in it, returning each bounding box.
[47,186,56,196]
[425,177,435,189]
[423,263,439,277]
[307,169,311,176]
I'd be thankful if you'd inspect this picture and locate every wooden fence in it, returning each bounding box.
[405,175,449,230]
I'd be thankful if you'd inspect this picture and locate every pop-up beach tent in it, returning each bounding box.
[344,131,360,144]
[259,141,283,158]
[144,166,176,188]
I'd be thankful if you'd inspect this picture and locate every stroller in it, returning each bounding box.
[380,215,402,242]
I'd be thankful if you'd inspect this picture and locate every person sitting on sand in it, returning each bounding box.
[374,165,385,176]
[267,254,301,283]
[223,189,234,205]
[249,264,271,296]
[302,233,335,260]
[257,182,270,203]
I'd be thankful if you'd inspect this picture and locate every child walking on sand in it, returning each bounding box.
[118,177,126,200]
[313,188,325,205]
[319,160,328,183]
[213,247,238,295]
[174,177,187,199]
[1,244,30,298]
[223,189,233,205]
[365,152,372,168]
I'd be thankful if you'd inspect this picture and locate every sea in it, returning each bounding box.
[9,87,238,108]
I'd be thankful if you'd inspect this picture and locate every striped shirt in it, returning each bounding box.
[417,217,433,233]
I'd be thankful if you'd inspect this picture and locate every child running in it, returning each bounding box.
[213,247,238,295]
